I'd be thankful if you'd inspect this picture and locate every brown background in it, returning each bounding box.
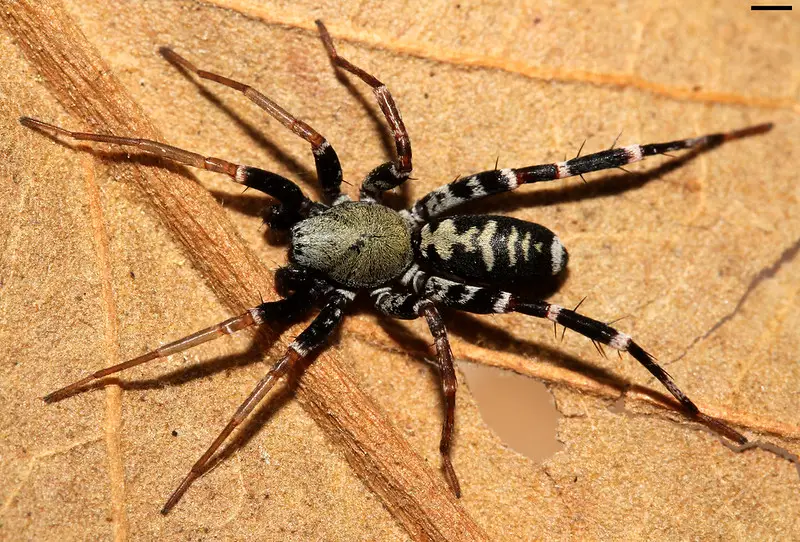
[1,0,798,540]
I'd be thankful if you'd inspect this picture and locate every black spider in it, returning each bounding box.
[21,20,771,513]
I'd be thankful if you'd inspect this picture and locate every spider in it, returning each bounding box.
[21,20,771,514]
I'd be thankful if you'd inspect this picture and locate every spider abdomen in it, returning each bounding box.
[417,215,567,285]
[290,201,413,288]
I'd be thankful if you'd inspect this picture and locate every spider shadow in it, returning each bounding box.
[165,47,407,207]
[56,317,338,484]
[162,52,318,191]
[69,323,286,396]
[376,306,695,416]
[376,307,618,387]
[454,144,713,215]
[211,131,720,231]
[175,324,347,480]
[27,120,296,248]
[328,68,411,208]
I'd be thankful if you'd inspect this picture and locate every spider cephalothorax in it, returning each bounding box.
[291,201,413,288]
[23,20,771,513]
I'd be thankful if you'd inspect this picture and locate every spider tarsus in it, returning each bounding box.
[696,413,748,445]
[19,116,56,135]
[43,375,94,403]
[162,474,196,514]
[442,456,462,498]
[315,20,337,58]
[726,122,773,140]
[42,391,63,404]
[43,391,63,404]
[158,46,191,71]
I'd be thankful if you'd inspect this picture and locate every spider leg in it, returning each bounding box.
[162,289,353,513]
[274,265,333,298]
[19,117,312,223]
[403,271,747,445]
[370,288,461,497]
[316,20,412,201]
[159,48,345,205]
[403,123,773,226]
[43,291,322,403]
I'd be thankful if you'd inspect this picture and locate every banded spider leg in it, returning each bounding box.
[44,273,353,513]
[403,270,748,445]
[403,122,773,227]
[158,46,346,206]
[18,117,314,228]
[370,288,462,496]
[316,20,413,201]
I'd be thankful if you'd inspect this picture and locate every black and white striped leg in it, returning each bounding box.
[403,123,773,226]
[19,118,313,226]
[162,290,353,513]
[410,274,747,445]
[316,21,412,201]
[370,288,462,497]
[370,287,423,319]
[160,48,345,204]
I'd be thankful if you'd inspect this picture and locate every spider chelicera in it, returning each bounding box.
[21,20,772,513]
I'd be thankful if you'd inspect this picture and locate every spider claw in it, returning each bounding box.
[442,455,462,498]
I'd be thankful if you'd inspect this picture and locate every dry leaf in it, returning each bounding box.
[1,0,798,540]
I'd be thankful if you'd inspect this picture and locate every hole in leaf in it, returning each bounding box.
[459,362,563,461]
